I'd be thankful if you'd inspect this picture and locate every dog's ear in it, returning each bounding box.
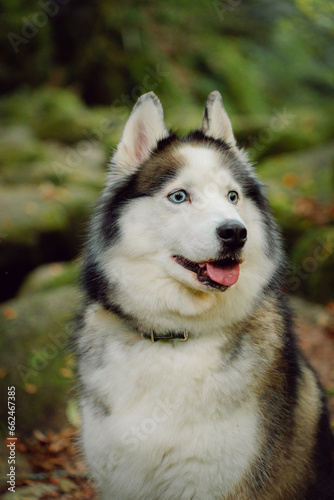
[200,91,236,146]
[112,92,169,176]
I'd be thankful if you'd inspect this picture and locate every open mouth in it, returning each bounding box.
[173,255,241,290]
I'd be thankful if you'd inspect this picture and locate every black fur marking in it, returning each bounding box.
[243,182,278,252]
[305,392,334,498]
[279,295,301,402]
[81,257,129,320]
[70,307,86,351]
[154,131,178,153]
[183,129,232,151]
[81,259,110,307]
[203,105,209,126]
[100,175,146,243]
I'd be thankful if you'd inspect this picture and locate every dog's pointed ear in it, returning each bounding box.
[112,92,169,174]
[200,91,236,146]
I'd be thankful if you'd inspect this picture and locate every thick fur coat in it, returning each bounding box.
[74,91,334,499]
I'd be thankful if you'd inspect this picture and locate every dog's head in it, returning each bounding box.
[84,92,283,327]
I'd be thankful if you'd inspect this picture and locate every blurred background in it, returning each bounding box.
[0,0,334,497]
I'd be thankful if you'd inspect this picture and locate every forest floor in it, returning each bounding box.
[1,298,333,500]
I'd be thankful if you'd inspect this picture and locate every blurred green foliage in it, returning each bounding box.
[1,0,333,109]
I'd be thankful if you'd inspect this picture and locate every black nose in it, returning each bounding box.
[216,221,247,249]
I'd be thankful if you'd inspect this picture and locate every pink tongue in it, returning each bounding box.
[206,262,240,287]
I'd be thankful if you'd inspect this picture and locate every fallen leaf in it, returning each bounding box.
[283,173,298,188]
[3,306,17,319]
[25,384,37,394]
[33,430,48,443]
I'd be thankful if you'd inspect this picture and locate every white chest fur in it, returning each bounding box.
[81,330,260,500]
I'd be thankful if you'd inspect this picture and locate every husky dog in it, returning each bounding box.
[75,91,333,499]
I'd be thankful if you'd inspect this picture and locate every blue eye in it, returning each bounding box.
[227,191,238,204]
[168,190,188,204]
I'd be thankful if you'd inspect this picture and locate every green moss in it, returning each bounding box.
[260,142,334,202]
[0,88,125,146]
[290,227,334,303]
[0,184,98,244]
[19,261,80,296]
[0,285,80,434]
[0,126,51,167]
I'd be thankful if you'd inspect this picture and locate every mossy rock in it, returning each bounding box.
[257,143,334,302]
[0,87,125,146]
[0,143,107,189]
[19,261,80,296]
[0,88,87,144]
[287,227,334,303]
[259,141,334,237]
[260,142,334,202]
[0,185,68,260]
[50,142,107,187]
[247,109,334,161]
[0,184,96,301]
[0,285,80,435]
[0,184,96,247]
[0,126,52,168]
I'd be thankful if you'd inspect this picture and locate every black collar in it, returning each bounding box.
[141,330,189,343]
[100,302,189,343]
